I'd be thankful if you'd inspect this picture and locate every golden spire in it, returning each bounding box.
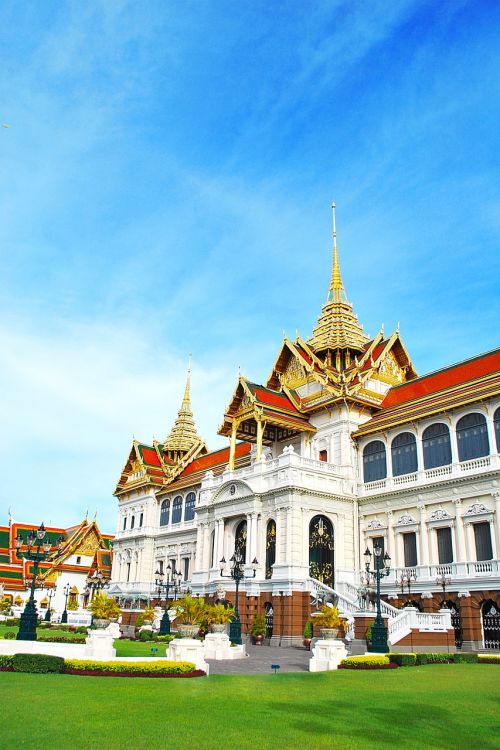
[163,356,205,458]
[309,202,368,360]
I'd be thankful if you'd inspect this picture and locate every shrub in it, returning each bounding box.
[12,653,65,673]
[208,603,235,627]
[38,635,86,644]
[87,592,121,620]
[340,655,393,670]
[478,655,500,664]
[172,595,208,626]
[452,653,478,664]
[250,613,266,637]
[75,626,88,634]
[0,655,13,668]
[64,659,197,675]
[310,604,347,632]
[154,634,174,643]
[388,653,416,667]
[139,629,154,641]
[415,652,451,664]
[303,620,313,639]
[3,631,16,640]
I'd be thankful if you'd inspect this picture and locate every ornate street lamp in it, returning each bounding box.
[86,570,109,597]
[155,563,182,635]
[14,524,64,640]
[220,551,258,645]
[364,545,391,653]
[60,583,72,624]
[396,568,417,603]
[44,587,56,622]
[436,573,451,607]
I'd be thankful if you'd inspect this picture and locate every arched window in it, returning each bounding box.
[159,499,170,527]
[423,423,452,469]
[456,413,489,461]
[265,520,276,579]
[494,407,500,452]
[363,440,387,482]
[234,520,247,562]
[391,432,417,476]
[184,492,196,522]
[172,496,183,524]
[309,515,334,587]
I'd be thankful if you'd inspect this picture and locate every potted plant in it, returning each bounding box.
[207,602,235,633]
[303,619,313,650]
[172,594,207,637]
[142,605,156,626]
[310,604,347,639]
[88,592,121,628]
[250,613,266,645]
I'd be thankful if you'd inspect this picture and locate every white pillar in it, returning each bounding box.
[216,519,225,565]
[453,500,465,562]
[493,493,500,557]
[386,511,394,561]
[248,513,258,563]
[194,523,204,571]
[276,508,284,564]
[464,522,475,562]
[418,505,429,565]
[285,507,292,563]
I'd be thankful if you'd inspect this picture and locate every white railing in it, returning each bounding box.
[362,453,499,496]
[386,560,500,584]
[387,607,452,645]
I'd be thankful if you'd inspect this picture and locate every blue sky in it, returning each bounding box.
[1,0,499,532]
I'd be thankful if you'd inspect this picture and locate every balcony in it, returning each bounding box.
[200,448,355,499]
[380,559,500,594]
[361,453,500,497]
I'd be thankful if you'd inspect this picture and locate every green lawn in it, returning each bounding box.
[0,623,84,640]
[0,666,498,750]
[113,639,168,657]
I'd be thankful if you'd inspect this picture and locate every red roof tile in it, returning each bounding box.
[382,349,500,408]
[252,386,300,412]
[141,447,161,466]
[180,443,252,476]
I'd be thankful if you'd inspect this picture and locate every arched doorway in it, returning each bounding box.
[265,520,276,579]
[264,601,273,639]
[234,520,247,562]
[482,600,500,649]
[309,515,334,587]
[443,600,462,648]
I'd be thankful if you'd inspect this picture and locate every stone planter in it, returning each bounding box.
[92,618,110,629]
[211,623,226,633]
[303,637,312,650]
[253,634,264,646]
[177,624,199,638]
[320,627,340,639]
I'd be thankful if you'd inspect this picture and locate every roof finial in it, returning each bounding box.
[328,202,345,302]
[183,354,192,404]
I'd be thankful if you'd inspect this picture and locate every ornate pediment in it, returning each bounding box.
[428,508,452,522]
[367,518,385,530]
[378,351,405,385]
[464,502,491,516]
[281,355,308,388]
[211,481,253,505]
[397,513,416,526]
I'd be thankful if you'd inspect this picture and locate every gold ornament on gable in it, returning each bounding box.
[378,351,405,384]
[282,356,307,387]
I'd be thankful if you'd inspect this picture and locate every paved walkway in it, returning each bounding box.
[207,644,311,674]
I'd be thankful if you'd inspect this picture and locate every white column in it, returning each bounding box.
[194,523,204,571]
[202,523,212,570]
[418,505,429,565]
[285,507,292,563]
[449,421,459,465]
[386,511,394,560]
[276,508,284,563]
[464,522,475,561]
[415,431,425,477]
[489,518,497,559]
[248,513,258,563]
[493,493,500,557]
[453,500,465,562]
[216,519,225,565]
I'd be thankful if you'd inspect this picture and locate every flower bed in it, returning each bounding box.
[0,654,205,678]
[37,635,87,644]
[478,655,500,664]
[63,668,206,678]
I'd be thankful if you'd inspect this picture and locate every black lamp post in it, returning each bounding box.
[364,545,391,653]
[396,569,417,604]
[14,524,64,641]
[436,573,451,607]
[60,583,71,624]
[220,550,258,645]
[155,563,182,635]
[86,570,109,597]
[44,588,56,621]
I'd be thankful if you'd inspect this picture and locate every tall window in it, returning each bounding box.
[309,515,334,587]
[436,527,453,564]
[122,516,127,531]
[139,512,144,528]
[172,496,183,524]
[184,492,196,522]
[423,423,452,469]
[319,449,328,462]
[265,520,276,579]
[392,432,417,476]
[159,499,170,527]
[403,532,417,567]
[130,515,135,530]
[158,559,164,575]
[456,413,489,461]
[234,520,247,562]
[474,522,493,561]
[494,407,500,452]
[363,440,387,482]
[183,558,190,581]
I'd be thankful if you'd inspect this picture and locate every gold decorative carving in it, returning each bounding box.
[75,530,100,556]
[378,351,405,384]
[131,459,143,474]
[282,356,307,387]
[241,393,253,408]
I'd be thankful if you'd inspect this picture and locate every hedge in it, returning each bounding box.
[37,635,87,644]
[452,653,478,664]
[0,655,13,668]
[64,659,197,676]
[339,656,396,670]
[2,632,16,640]
[478,655,500,664]
[416,653,452,665]
[388,653,416,667]
[139,630,154,641]
[12,653,65,673]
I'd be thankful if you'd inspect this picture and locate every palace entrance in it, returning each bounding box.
[482,600,500,650]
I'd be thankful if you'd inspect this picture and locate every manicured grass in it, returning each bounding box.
[113,639,168,657]
[0,665,498,750]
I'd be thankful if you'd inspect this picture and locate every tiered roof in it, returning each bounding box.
[163,367,207,460]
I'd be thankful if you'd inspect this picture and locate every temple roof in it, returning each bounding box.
[354,348,500,437]
[308,204,368,356]
[164,442,252,492]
